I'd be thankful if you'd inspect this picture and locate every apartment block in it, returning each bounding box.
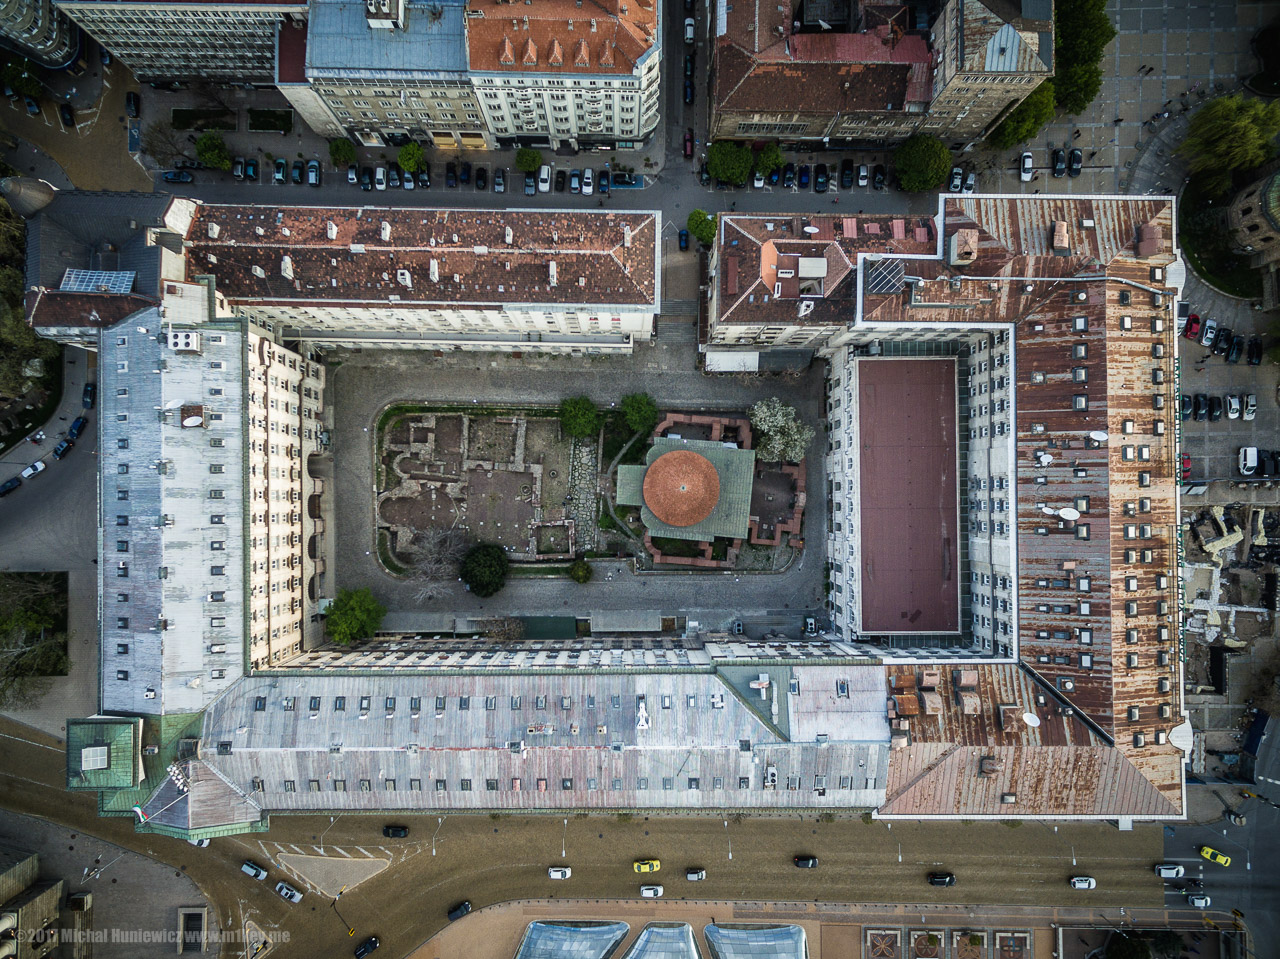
[0,0,79,69]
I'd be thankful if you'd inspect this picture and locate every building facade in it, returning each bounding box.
[1226,167,1280,309]
[54,0,307,82]
[0,0,79,70]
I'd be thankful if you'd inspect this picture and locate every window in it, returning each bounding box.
[211,515,224,525]
[1075,524,1090,539]
[116,670,129,680]
[210,541,225,551]
[284,779,296,792]
[116,540,129,552]
[117,438,129,450]
[309,696,321,711]
[1073,316,1088,332]
[211,565,225,576]
[1072,367,1087,382]
[116,642,129,653]
[1073,395,1088,411]
[334,780,346,791]
[116,616,129,628]
[210,464,224,474]
[117,490,129,501]
[335,696,346,711]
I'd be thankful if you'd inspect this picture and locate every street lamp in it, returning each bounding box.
[561,818,568,859]
[1217,828,1252,870]
[723,820,732,861]
[432,816,445,856]
[331,885,354,937]
[319,814,342,855]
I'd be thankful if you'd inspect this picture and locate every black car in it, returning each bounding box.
[388,164,401,189]
[840,158,855,189]
[126,91,140,118]
[360,166,373,191]
[1180,393,1192,421]
[446,162,458,188]
[354,936,381,959]
[1227,334,1245,364]
[52,440,72,460]
[418,166,431,188]
[524,171,536,196]
[1208,395,1223,421]
[447,901,472,922]
[872,164,886,190]
[1193,393,1208,421]
[23,96,39,116]
[679,229,689,251]
[59,104,74,128]
[459,161,471,185]
[814,163,829,193]
[68,416,87,440]
[162,170,194,184]
[0,477,19,498]
[475,166,487,191]
[798,164,810,188]
[793,856,818,868]
[927,872,956,887]
[382,825,409,838]
[685,53,695,77]
[684,78,694,104]
[768,167,780,185]
[555,169,567,192]
[1248,336,1263,365]
[782,163,795,188]
[290,160,304,184]
[700,163,712,186]
[1068,148,1082,178]
[83,383,96,409]
[1052,149,1067,177]
[1213,326,1233,355]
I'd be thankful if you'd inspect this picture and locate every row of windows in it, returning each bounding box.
[263,692,733,713]
[268,774,863,794]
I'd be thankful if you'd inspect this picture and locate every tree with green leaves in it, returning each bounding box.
[329,138,356,167]
[0,62,40,98]
[0,573,69,710]
[0,300,62,397]
[707,140,752,186]
[515,147,543,172]
[687,209,717,245]
[324,587,387,645]
[1053,0,1116,116]
[988,81,1056,149]
[748,397,815,463]
[892,134,951,192]
[559,396,603,439]
[754,142,784,176]
[620,393,660,434]
[461,543,510,598]
[398,141,426,174]
[568,559,593,584]
[1179,95,1280,196]
[194,131,232,171]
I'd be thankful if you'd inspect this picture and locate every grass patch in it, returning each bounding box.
[0,350,63,458]
[650,536,703,558]
[171,108,235,132]
[509,564,572,577]
[247,108,293,134]
[1179,173,1263,298]
[376,529,409,576]
[598,506,620,532]
[710,539,730,561]
[602,412,649,466]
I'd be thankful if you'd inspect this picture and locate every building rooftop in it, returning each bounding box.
[306,0,470,78]
[185,205,659,309]
[465,0,657,75]
[618,438,756,542]
[953,0,1052,75]
[65,718,143,791]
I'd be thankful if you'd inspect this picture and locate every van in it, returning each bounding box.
[447,901,472,921]
[241,860,267,880]
[537,165,552,193]
[1239,447,1258,477]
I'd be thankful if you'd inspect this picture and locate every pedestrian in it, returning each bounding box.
[59,416,66,421]
[1088,150,1097,160]
[1114,118,1124,125]
[1161,111,1170,119]
[1073,129,1081,140]
[1195,367,1205,372]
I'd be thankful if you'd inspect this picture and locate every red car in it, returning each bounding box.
[1181,453,1192,481]
[683,129,694,159]
[1183,314,1202,340]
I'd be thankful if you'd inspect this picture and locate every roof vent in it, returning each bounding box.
[504,226,514,244]
[396,269,412,288]
[207,222,221,239]
[326,221,338,240]
[1075,290,1087,302]
[549,261,558,286]
[624,225,632,247]
[1000,792,1017,804]
[1023,283,1034,293]
[429,258,440,283]
[251,265,266,279]
[255,225,265,236]
[381,221,391,242]
[978,755,1003,776]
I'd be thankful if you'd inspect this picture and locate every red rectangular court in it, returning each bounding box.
[858,358,959,633]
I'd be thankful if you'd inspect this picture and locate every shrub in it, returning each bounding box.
[328,138,356,167]
[559,395,603,439]
[515,147,543,172]
[568,559,593,583]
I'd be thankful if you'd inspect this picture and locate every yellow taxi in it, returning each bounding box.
[1199,846,1231,867]
[633,859,661,873]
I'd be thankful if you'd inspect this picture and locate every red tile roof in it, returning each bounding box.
[465,0,656,75]
[26,289,156,329]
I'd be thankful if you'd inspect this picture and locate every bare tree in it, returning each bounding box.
[192,82,238,114]
[140,121,189,167]
[408,527,471,604]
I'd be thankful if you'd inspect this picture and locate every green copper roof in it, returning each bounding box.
[618,437,756,542]
[66,718,142,791]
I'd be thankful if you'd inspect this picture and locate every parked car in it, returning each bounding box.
[793,855,818,868]
[1227,394,1241,419]
[306,159,320,187]
[273,158,287,184]
[382,825,409,838]
[684,17,695,42]
[68,416,87,440]
[459,161,471,184]
[348,163,359,184]
[948,167,964,192]
[633,859,660,873]
[20,462,44,479]
[52,440,72,460]
[354,936,381,959]
[240,860,268,880]
[685,53,695,77]
[768,167,779,185]
[804,615,817,635]
[360,167,373,191]
[162,170,193,184]
[555,169,567,192]
[569,169,581,193]
[1181,453,1191,481]
[492,168,504,193]
[678,229,689,251]
[1244,393,1257,421]
[475,166,487,191]
[1199,846,1231,867]
[1183,313,1202,340]
[402,166,415,189]
[1069,876,1096,890]
[1248,336,1263,365]
[783,163,796,188]
[872,164,886,190]
[374,166,387,191]
[582,168,594,195]
[1187,894,1211,909]
[685,868,706,881]
[1208,395,1223,421]
[446,162,458,187]
[798,164,810,188]
[388,164,400,189]
[290,160,304,184]
[963,172,976,193]
[1193,394,1208,421]
[522,171,536,195]
[548,867,572,879]
[840,159,855,189]
[23,96,39,117]
[0,477,19,498]
[418,166,431,188]
[927,872,956,887]
[245,157,258,181]
[814,163,828,193]
[126,91,140,118]
[1227,334,1245,363]
[753,170,765,189]
[1236,446,1254,475]
[683,129,694,158]
[232,156,246,180]
[1052,148,1066,177]
[640,885,664,898]
[1213,326,1233,355]
[447,901,472,921]
[1020,151,1034,182]
[1199,315,1218,347]
[275,881,303,903]
[1068,148,1082,177]
[598,172,609,196]
[684,78,695,104]
[1180,393,1192,421]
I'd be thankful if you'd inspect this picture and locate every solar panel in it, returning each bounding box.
[60,269,136,294]
[865,259,905,295]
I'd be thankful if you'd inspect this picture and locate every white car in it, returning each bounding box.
[548,867,572,880]
[1227,394,1241,419]
[20,461,45,479]
[1187,894,1211,909]
[963,172,976,194]
[640,884,664,898]
[537,164,552,193]
[1020,151,1034,182]
[1240,446,1259,477]
[753,171,765,189]
[948,166,963,192]
[1069,876,1096,890]
[241,860,268,880]
[275,881,303,903]
[582,168,594,196]
[1244,393,1257,421]
[857,164,868,187]
[1154,863,1185,879]
[684,17,695,43]
[685,869,706,881]
[374,166,387,191]
[186,838,210,847]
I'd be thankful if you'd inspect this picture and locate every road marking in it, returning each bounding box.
[354,846,372,857]
[0,732,63,753]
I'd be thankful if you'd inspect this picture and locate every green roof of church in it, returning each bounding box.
[617,437,755,542]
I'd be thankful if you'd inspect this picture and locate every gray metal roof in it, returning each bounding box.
[705,925,806,959]
[514,922,631,959]
[306,0,470,78]
[625,924,701,959]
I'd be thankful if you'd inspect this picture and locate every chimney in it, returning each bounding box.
[381,221,392,242]
[549,261,558,286]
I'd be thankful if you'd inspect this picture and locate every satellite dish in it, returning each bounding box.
[182,415,203,427]
[1038,452,1054,465]
[803,225,820,234]
[1022,712,1042,727]
[1041,505,1057,515]
[1059,507,1081,521]
[1089,431,1109,442]
[165,399,183,409]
